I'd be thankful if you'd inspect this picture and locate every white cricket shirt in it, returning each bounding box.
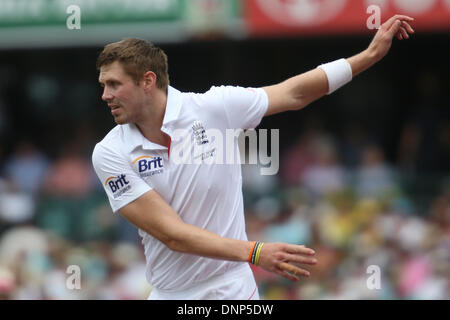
[92,85,268,291]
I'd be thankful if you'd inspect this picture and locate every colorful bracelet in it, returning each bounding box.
[249,241,264,265]
[248,241,257,263]
[254,242,264,266]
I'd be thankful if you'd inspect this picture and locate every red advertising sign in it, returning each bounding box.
[245,0,450,36]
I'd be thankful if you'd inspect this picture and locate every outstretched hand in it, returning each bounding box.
[368,15,415,63]
[257,243,317,281]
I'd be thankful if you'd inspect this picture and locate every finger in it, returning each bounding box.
[402,21,415,34]
[388,20,402,38]
[279,262,310,277]
[286,254,318,265]
[397,31,403,40]
[400,26,409,39]
[395,15,414,22]
[384,15,414,30]
[274,268,299,282]
[286,245,315,256]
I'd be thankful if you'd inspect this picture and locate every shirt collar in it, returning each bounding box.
[162,86,183,126]
[123,86,182,153]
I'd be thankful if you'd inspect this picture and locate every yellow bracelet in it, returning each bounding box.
[254,242,264,265]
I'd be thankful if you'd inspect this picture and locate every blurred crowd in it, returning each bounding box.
[243,123,449,300]
[0,120,448,300]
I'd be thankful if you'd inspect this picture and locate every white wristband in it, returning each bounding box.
[317,58,353,95]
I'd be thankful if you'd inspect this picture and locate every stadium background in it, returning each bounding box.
[0,0,448,299]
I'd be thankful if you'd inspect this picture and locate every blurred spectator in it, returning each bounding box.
[35,138,114,242]
[301,136,347,198]
[429,189,450,230]
[242,161,278,200]
[241,144,279,209]
[0,180,35,225]
[96,243,150,300]
[280,128,320,186]
[0,226,49,269]
[0,141,45,226]
[354,144,397,198]
[0,266,15,299]
[263,208,312,246]
[42,142,95,198]
[339,122,369,169]
[2,140,49,196]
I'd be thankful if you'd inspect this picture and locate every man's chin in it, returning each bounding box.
[113,116,128,125]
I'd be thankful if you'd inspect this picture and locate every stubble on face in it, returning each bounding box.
[99,61,144,125]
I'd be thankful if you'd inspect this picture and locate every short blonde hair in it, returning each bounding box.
[96,38,169,90]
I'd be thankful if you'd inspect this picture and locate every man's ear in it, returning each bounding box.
[142,71,157,92]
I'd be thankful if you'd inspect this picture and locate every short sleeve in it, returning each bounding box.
[215,86,269,130]
[92,143,152,212]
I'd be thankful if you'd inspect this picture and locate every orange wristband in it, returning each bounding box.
[248,241,257,263]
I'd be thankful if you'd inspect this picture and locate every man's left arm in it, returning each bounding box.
[263,15,415,116]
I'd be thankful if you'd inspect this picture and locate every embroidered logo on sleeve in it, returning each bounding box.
[105,174,131,199]
[132,156,164,177]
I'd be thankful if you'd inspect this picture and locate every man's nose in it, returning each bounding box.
[102,88,113,101]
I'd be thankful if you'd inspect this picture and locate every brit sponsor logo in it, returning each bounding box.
[132,155,164,177]
[105,174,131,199]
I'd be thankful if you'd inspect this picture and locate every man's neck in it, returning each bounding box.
[135,88,170,148]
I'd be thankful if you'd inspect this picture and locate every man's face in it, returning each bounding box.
[99,61,145,125]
